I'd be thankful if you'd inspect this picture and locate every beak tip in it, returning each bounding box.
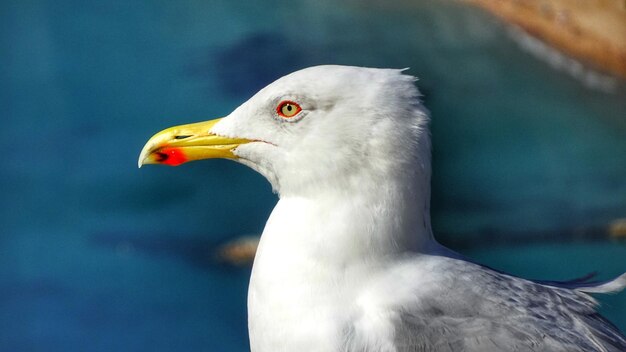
[137,154,145,168]
[138,144,152,168]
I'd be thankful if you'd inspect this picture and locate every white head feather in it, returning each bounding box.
[210,65,431,200]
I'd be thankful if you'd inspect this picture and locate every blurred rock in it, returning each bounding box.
[609,218,626,239]
[216,235,260,266]
[463,0,626,80]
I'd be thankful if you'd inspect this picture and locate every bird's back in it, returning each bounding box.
[345,255,626,352]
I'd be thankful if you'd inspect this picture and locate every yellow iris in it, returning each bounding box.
[277,101,301,118]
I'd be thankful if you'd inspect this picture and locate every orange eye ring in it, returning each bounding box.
[276,101,302,118]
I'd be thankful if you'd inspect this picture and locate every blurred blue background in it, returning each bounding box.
[2,0,625,350]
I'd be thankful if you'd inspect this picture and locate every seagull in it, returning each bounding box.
[139,65,626,352]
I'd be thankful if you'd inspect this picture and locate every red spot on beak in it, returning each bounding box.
[156,147,187,166]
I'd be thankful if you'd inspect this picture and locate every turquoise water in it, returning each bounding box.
[2,0,625,350]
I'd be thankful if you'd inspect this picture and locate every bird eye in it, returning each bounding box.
[276,101,302,118]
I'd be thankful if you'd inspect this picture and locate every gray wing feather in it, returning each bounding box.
[377,257,626,352]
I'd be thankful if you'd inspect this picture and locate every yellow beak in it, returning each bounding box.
[138,118,251,167]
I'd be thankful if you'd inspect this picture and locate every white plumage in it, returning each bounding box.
[143,65,626,351]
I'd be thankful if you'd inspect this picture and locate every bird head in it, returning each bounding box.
[139,65,430,196]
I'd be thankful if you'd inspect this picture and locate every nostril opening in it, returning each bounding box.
[174,135,192,140]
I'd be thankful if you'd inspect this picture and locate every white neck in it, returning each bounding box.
[267,159,434,259]
[247,165,435,351]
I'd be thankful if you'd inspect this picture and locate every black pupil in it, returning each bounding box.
[286,105,292,111]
